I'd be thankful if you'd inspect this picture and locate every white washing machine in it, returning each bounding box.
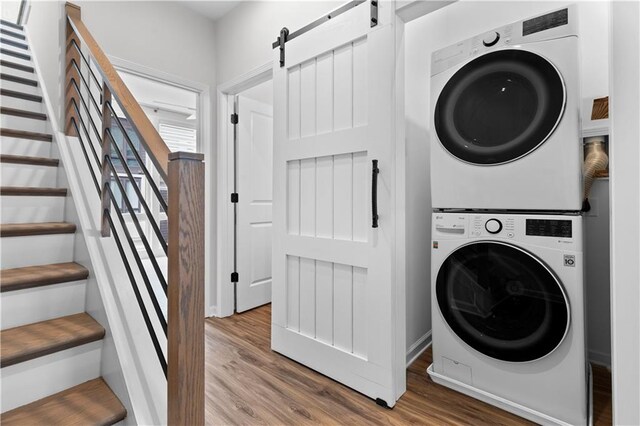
[428,212,590,425]
[430,6,583,211]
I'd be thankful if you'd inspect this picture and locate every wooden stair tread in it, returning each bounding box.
[0,20,23,31]
[1,73,38,86]
[0,378,126,426]
[1,186,66,196]
[1,106,47,120]
[0,222,76,237]
[1,262,89,293]
[0,154,58,166]
[0,313,105,367]
[1,37,28,50]
[0,28,25,40]
[0,128,52,141]
[0,47,30,61]
[0,59,33,73]
[0,88,42,103]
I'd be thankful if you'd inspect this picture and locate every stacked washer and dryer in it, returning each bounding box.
[427,6,591,426]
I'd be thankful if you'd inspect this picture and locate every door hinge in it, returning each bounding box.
[230,113,238,124]
[370,0,378,27]
[230,192,239,203]
[231,272,239,283]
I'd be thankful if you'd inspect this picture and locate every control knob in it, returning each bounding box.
[482,31,500,47]
[485,219,503,234]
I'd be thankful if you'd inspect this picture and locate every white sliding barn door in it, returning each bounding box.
[236,96,274,312]
[272,1,401,405]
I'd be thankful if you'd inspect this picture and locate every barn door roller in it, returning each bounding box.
[272,0,378,68]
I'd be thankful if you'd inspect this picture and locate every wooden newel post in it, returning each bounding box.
[167,151,205,426]
[64,2,81,136]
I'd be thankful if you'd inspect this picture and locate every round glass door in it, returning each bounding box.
[436,242,569,362]
[434,50,565,165]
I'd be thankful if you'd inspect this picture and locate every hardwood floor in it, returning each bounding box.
[206,305,612,425]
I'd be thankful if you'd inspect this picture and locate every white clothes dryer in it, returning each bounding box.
[428,212,590,425]
[430,6,583,211]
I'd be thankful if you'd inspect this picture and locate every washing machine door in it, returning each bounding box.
[436,241,570,362]
[434,50,565,165]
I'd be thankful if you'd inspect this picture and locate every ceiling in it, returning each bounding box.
[181,1,242,22]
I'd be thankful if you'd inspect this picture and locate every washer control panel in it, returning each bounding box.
[471,216,515,238]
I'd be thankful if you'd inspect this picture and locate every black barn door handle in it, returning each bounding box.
[372,159,379,228]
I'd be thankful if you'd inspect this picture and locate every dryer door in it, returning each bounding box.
[434,50,565,165]
[436,241,570,362]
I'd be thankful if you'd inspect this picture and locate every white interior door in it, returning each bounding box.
[236,95,274,312]
[272,1,402,406]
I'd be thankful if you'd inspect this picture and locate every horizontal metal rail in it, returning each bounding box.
[70,118,100,193]
[69,38,102,92]
[104,155,168,295]
[70,58,102,117]
[70,79,102,143]
[70,98,101,168]
[105,100,168,213]
[106,127,167,254]
[106,210,167,377]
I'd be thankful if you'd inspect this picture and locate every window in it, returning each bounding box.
[157,123,197,241]
[111,175,142,214]
[109,118,146,174]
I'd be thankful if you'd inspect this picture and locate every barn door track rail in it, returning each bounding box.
[272,0,378,67]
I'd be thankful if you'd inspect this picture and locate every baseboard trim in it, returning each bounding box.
[406,331,432,367]
[206,305,217,318]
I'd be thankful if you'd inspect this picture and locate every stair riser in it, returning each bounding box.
[0,42,30,56]
[0,46,33,65]
[1,114,50,134]
[0,79,40,96]
[0,95,44,113]
[0,136,51,157]
[1,280,86,329]
[0,22,25,33]
[1,65,34,80]
[0,341,101,412]
[0,162,58,186]
[1,234,74,269]
[1,195,65,223]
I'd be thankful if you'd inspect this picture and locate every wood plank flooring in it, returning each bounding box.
[206,305,612,425]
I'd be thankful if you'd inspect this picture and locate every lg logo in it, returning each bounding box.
[564,255,576,267]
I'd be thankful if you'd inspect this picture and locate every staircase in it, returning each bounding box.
[0,18,126,425]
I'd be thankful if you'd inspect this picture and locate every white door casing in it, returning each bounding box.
[271,1,402,406]
[236,95,274,312]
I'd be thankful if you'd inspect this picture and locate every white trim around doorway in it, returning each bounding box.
[107,56,214,317]
[216,62,273,318]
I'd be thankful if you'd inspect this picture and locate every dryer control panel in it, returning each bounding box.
[431,5,578,77]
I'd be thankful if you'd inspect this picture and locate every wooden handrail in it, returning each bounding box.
[64,2,170,181]
[64,3,205,425]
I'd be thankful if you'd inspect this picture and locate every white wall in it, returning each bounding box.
[609,1,640,423]
[405,1,611,362]
[1,0,21,23]
[214,1,338,84]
